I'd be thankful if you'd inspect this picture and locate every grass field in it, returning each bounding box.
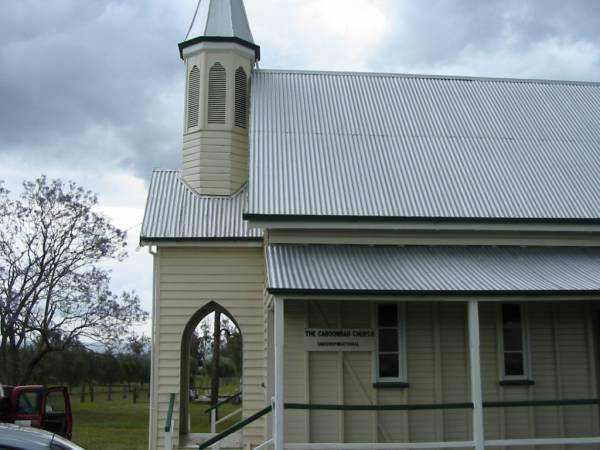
[191,375,240,397]
[70,380,241,450]
[71,394,149,450]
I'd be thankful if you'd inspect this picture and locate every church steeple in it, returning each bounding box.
[179,0,260,60]
[179,0,259,196]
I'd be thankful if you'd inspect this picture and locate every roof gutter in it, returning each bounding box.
[243,213,600,225]
[139,236,263,247]
[267,288,600,297]
[244,215,600,233]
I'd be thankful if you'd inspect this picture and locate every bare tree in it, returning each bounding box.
[0,176,147,384]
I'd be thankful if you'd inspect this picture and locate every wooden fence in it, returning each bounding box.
[67,384,149,404]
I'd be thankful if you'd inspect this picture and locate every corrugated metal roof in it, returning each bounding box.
[248,70,600,222]
[266,244,600,294]
[185,0,254,44]
[140,170,262,241]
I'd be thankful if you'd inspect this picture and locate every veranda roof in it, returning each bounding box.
[266,244,600,295]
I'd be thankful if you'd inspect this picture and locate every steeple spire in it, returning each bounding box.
[179,0,260,60]
[178,0,258,196]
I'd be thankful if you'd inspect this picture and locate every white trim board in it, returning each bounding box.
[248,220,600,234]
[142,240,263,248]
[285,442,475,450]
[273,294,600,303]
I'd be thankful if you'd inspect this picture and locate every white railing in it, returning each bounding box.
[199,405,273,450]
[486,437,600,447]
[164,417,175,450]
[164,393,176,450]
[254,439,274,450]
[212,406,243,433]
[275,399,600,450]
[207,391,243,434]
[279,437,600,449]
[285,443,474,450]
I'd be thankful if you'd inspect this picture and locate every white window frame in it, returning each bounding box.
[497,303,532,381]
[374,303,407,383]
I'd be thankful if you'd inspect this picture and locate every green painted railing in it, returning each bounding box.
[283,398,600,412]
[165,393,176,432]
[195,399,600,449]
[285,402,473,411]
[198,405,272,450]
[205,391,242,413]
[483,398,600,408]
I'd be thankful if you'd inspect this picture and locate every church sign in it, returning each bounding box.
[304,328,375,352]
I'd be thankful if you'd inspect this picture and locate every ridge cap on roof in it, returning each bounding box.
[254,68,600,87]
[152,168,180,173]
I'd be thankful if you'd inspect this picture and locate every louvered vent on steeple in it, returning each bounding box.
[179,0,258,195]
[208,63,226,124]
[187,65,200,128]
[234,67,248,128]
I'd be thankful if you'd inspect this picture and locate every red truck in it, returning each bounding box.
[0,384,72,439]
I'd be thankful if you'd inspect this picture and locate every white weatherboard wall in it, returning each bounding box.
[182,128,249,195]
[150,246,266,450]
[282,300,599,447]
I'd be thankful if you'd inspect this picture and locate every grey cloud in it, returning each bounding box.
[1,0,599,188]
[371,0,600,79]
[0,0,195,178]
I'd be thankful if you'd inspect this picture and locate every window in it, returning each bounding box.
[376,303,406,382]
[498,303,530,380]
[187,65,200,129]
[234,67,248,128]
[207,62,226,124]
[16,391,40,414]
[45,391,66,413]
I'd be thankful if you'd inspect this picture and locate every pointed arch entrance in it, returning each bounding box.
[180,301,243,440]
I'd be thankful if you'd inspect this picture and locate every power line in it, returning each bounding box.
[185,0,203,41]
[123,222,142,234]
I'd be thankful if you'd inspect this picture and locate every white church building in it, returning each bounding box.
[141,1,600,450]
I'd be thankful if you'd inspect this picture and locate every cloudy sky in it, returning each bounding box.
[1,0,599,334]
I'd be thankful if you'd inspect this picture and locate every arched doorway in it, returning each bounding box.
[180,302,243,441]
